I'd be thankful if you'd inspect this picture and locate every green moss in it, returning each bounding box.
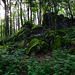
[18,29,31,37]
[68,48,75,55]
[17,27,24,35]
[25,38,40,54]
[22,21,34,29]
[25,55,30,59]
[40,41,49,54]
[45,30,55,38]
[57,30,66,36]
[31,25,43,30]
[0,45,3,49]
[18,40,25,48]
[30,35,44,41]
[51,35,61,50]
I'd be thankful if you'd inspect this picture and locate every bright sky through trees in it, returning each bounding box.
[0,1,5,19]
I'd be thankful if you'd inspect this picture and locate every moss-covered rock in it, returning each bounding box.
[22,21,34,29]
[40,41,49,54]
[25,38,40,54]
[31,25,43,34]
[68,48,75,55]
[51,35,61,50]
[25,38,49,54]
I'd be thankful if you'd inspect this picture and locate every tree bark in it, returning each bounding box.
[18,1,20,30]
[20,0,23,26]
[2,0,9,36]
[68,0,73,19]
[39,0,41,25]
[27,4,29,21]
[10,0,12,35]
[52,0,57,34]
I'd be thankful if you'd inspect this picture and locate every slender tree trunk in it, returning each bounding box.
[24,4,26,22]
[52,0,57,34]
[1,20,2,36]
[68,0,73,19]
[30,7,32,22]
[37,8,39,25]
[4,0,9,36]
[20,0,23,26]
[39,0,41,25]
[18,1,20,30]
[48,0,50,27]
[10,0,12,35]
[27,4,29,21]
[16,18,18,32]
[13,11,15,34]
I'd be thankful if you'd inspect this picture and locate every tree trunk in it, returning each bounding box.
[4,0,9,36]
[20,0,23,26]
[27,4,29,21]
[68,0,73,19]
[18,1,20,30]
[1,20,2,36]
[52,0,57,34]
[39,0,41,25]
[13,11,15,34]
[10,0,12,35]
[30,7,32,22]
[37,8,39,25]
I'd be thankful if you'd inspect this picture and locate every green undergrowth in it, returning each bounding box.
[0,24,75,74]
[0,49,75,75]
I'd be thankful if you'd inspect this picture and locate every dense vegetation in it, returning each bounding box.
[0,0,75,75]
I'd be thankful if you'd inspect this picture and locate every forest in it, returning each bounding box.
[0,0,75,75]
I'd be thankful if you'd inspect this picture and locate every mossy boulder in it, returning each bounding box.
[25,38,49,54]
[30,35,44,41]
[22,21,34,29]
[40,41,49,54]
[68,48,75,55]
[13,21,34,42]
[25,38,40,54]
[51,35,61,50]
[31,25,43,34]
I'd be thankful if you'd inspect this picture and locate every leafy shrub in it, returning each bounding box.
[51,35,61,50]
[68,47,75,55]
[44,30,55,38]
[57,30,66,36]
[51,49,75,75]
[0,48,75,75]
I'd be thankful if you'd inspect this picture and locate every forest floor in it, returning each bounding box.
[21,49,53,62]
